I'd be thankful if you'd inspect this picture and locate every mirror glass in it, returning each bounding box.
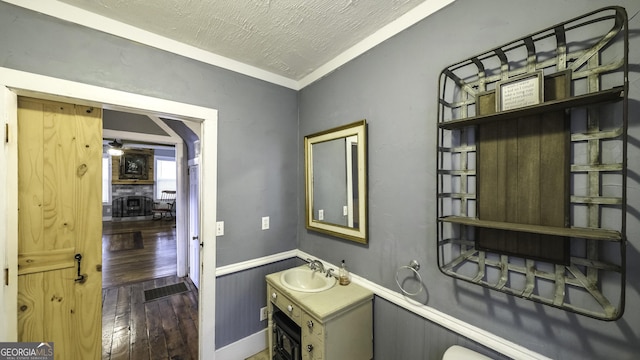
[305,120,367,243]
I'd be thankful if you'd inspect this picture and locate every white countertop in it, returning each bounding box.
[266,265,373,321]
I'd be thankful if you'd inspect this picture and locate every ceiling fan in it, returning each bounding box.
[104,138,175,156]
[106,139,124,156]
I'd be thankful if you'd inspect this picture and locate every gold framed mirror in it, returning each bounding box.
[304,120,368,244]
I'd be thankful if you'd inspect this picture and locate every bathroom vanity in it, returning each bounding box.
[266,265,373,360]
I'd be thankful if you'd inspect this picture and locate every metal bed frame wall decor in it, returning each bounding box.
[436,6,628,320]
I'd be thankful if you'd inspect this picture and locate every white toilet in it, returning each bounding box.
[443,345,494,360]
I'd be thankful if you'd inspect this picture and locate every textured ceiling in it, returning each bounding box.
[56,0,430,81]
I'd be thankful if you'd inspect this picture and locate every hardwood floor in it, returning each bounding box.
[102,275,199,360]
[246,349,269,360]
[102,219,198,360]
[102,219,177,288]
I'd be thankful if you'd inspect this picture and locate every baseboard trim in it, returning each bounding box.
[214,250,550,360]
[215,328,267,360]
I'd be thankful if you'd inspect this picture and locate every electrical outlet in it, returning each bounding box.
[260,306,267,321]
[216,221,224,236]
[262,216,269,230]
[318,209,324,220]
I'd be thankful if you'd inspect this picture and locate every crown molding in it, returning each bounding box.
[3,0,455,90]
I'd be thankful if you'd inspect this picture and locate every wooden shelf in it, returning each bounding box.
[438,86,624,130]
[439,216,622,241]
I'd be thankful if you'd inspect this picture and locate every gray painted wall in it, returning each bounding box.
[0,2,299,266]
[374,297,509,360]
[298,1,640,359]
[0,1,298,350]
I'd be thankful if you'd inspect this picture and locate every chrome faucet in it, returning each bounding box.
[325,268,335,278]
[307,259,325,274]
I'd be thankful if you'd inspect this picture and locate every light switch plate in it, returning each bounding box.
[262,216,269,230]
[319,209,324,220]
[216,221,224,236]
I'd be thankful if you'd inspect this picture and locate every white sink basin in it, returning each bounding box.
[280,267,336,293]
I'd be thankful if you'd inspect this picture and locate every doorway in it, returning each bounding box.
[101,133,198,358]
[0,67,218,358]
[101,134,182,288]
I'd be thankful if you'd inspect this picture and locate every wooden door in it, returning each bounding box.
[17,97,102,360]
[189,164,200,288]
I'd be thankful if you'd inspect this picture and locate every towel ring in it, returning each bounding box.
[395,260,423,296]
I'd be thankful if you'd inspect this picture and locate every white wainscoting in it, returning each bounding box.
[215,249,550,360]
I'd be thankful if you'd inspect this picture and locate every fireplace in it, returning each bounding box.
[127,198,141,210]
[112,196,153,218]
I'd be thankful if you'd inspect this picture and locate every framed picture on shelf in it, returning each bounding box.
[496,71,543,111]
[119,151,149,180]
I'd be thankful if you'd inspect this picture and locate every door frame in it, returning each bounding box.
[188,163,200,288]
[0,67,218,359]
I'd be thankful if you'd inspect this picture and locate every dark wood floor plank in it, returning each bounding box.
[171,293,199,360]
[110,286,132,360]
[145,301,170,360]
[142,278,157,291]
[179,280,199,325]
[183,290,199,329]
[159,298,191,360]
[154,276,168,288]
[102,287,119,360]
[164,275,180,286]
[130,282,150,360]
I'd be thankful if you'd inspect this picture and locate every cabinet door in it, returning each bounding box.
[324,301,373,360]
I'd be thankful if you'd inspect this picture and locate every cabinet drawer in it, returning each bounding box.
[268,285,302,325]
[301,334,324,360]
[302,312,323,339]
